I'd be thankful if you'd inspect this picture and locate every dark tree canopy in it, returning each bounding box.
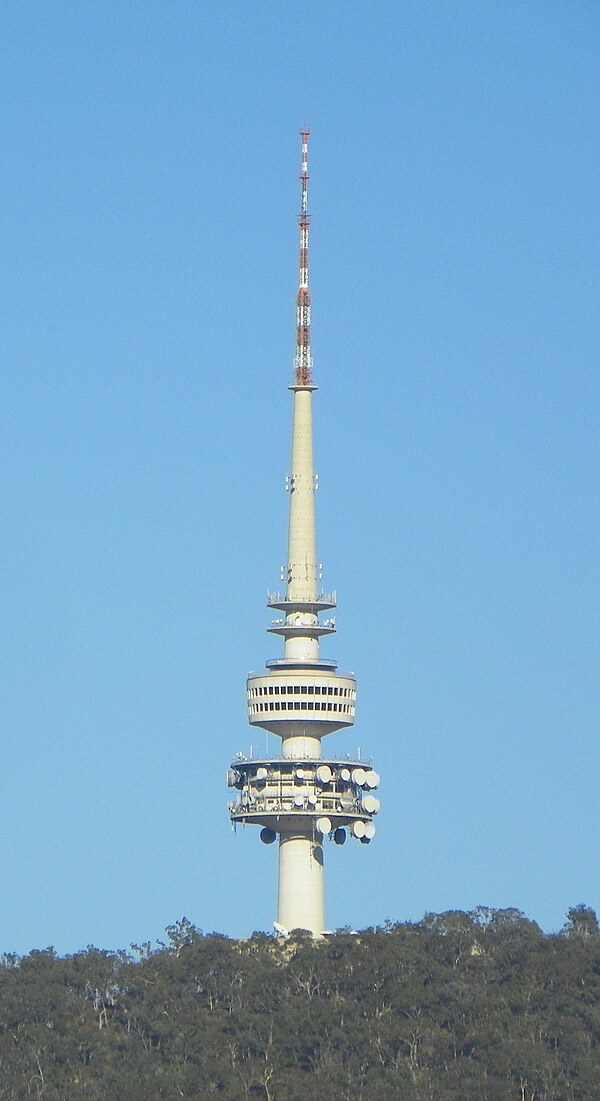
[564,903,600,939]
[0,906,598,1101]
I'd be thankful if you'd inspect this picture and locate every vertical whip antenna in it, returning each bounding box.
[295,129,312,386]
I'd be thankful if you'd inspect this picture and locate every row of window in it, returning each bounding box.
[248,684,355,699]
[249,701,354,714]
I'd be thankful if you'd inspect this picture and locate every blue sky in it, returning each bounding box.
[1,1,599,954]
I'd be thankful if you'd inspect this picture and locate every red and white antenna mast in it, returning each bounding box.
[295,129,312,386]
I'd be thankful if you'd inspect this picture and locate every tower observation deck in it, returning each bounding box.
[227,131,380,936]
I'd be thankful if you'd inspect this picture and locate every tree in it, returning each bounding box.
[563,903,600,938]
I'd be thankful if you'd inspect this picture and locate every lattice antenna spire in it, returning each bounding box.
[295,129,312,386]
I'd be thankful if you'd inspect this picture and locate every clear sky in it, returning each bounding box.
[1,1,599,955]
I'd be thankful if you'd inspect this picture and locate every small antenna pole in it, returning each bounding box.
[295,129,312,386]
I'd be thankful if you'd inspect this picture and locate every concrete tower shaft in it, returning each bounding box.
[228,132,380,936]
[285,388,318,659]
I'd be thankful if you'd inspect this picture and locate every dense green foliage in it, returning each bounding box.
[1,907,599,1100]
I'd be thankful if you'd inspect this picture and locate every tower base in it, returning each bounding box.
[277,833,324,935]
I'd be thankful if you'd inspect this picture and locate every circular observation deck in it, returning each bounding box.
[247,671,356,731]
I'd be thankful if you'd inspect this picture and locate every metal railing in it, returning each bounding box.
[267,590,336,606]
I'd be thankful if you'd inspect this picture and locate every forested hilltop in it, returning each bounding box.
[1,906,599,1101]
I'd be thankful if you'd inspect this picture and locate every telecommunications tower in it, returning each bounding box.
[227,131,380,936]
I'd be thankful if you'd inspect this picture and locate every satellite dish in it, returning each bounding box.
[365,770,380,789]
[273,921,289,936]
[226,769,238,787]
[352,820,366,838]
[340,768,351,783]
[362,795,380,814]
[260,827,276,845]
[364,821,376,839]
[256,767,268,781]
[316,764,332,784]
[295,768,305,781]
[294,794,304,807]
[352,768,367,786]
[308,794,317,806]
[333,828,346,845]
[316,816,332,835]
